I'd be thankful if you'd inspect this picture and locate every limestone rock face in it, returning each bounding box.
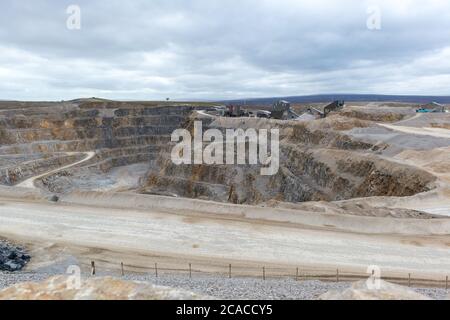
[319,280,431,300]
[0,276,210,300]
[0,102,198,187]
[144,116,435,205]
[0,101,438,208]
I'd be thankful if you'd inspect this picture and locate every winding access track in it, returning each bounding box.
[16,152,96,189]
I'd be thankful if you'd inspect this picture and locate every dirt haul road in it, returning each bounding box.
[378,123,450,139]
[0,198,449,279]
[16,152,96,189]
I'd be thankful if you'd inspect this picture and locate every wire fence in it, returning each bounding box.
[5,260,447,290]
[86,260,449,290]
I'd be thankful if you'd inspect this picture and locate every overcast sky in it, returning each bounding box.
[1,0,450,101]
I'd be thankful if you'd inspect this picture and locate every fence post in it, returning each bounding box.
[336,269,339,283]
[263,267,266,281]
[155,263,158,278]
[121,262,124,276]
[91,261,96,276]
[189,263,192,279]
[446,276,448,290]
[229,264,232,279]
[408,273,411,287]
[296,268,299,281]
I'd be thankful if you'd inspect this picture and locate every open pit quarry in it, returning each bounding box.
[0,99,449,299]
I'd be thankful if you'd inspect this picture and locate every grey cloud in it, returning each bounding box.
[0,0,449,100]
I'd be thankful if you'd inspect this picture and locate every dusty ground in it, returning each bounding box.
[0,196,449,283]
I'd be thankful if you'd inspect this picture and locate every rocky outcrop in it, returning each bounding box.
[319,280,431,300]
[0,241,30,272]
[0,276,210,300]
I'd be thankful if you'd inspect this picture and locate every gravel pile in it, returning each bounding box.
[0,272,51,290]
[0,271,448,300]
[138,276,350,300]
[414,287,449,300]
[0,241,30,272]
[122,273,449,300]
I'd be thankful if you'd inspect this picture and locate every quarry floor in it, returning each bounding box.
[0,196,449,284]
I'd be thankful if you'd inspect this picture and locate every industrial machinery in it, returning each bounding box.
[307,100,345,118]
[271,100,300,120]
[224,104,246,117]
[249,110,271,118]
[416,102,446,113]
[323,100,345,117]
[218,99,345,120]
